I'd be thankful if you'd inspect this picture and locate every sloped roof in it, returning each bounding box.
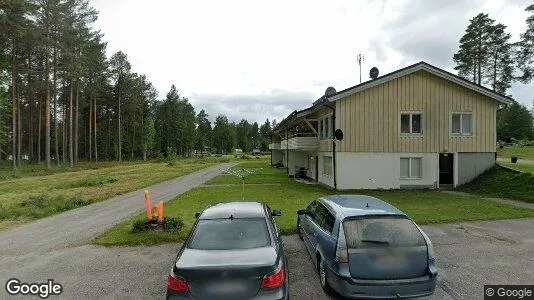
[328,61,514,105]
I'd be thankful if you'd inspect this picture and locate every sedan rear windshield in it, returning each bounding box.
[188,218,271,250]
[343,216,425,248]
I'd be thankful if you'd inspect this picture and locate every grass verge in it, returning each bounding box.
[95,162,534,246]
[460,165,534,203]
[497,146,534,161]
[0,157,231,230]
[498,162,534,174]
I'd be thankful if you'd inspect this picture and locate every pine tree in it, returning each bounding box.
[453,13,495,85]
[517,4,534,83]
[485,23,514,94]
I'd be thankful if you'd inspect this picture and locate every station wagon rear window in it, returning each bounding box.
[188,218,270,250]
[343,216,425,248]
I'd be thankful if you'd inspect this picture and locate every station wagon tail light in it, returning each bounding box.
[261,262,285,289]
[416,224,434,260]
[335,223,349,263]
[167,275,189,292]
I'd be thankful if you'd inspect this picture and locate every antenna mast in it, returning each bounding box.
[357,53,364,83]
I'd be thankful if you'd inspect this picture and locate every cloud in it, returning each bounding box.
[90,0,534,122]
[190,89,315,124]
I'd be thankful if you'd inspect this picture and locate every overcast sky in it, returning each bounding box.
[90,0,534,123]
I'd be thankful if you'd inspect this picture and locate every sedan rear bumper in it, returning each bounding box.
[326,267,436,299]
[166,285,288,300]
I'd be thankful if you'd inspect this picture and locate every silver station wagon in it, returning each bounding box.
[297,195,437,299]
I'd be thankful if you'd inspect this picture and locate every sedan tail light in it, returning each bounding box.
[167,275,189,292]
[261,262,285,289]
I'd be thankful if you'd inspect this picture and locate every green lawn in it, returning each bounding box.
[95,161,534,246]
[497,146,534,161]
[0,157,229,230]
[460,165,534,203]
[498,161,534,174]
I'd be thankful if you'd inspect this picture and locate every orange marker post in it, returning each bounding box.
[157,201,164,223]
[144,190,152,221]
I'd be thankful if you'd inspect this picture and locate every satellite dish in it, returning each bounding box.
[334,129,344,141]
[325,86,337,96]
[370,67,379,79]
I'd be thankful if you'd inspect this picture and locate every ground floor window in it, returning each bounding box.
[323,156,333,176]
[400,157,422,179]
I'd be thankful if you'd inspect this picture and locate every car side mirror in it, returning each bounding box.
[194,212,201,218]
[272,210,282,217]
[297,209,307,215]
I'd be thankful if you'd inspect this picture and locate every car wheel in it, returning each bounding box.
[318,258,333,294]
[297,218,303,241]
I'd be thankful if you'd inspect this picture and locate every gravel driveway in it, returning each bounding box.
[1,216,533,299]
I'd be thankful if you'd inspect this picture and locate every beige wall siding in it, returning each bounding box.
[337,71,497,153]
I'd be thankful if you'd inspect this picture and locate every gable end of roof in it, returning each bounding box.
[328,62,514,105]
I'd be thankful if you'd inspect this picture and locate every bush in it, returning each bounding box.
[131,219,150,233]
[163,217,184,232]
[130,216,184,233]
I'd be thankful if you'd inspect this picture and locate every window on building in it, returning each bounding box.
[451,113,473,136]
[400,113,423,134]
[319,115,332,140]
[323,156,333,176]
[400,157,422,179]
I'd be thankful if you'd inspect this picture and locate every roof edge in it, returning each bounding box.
[327,62,514,105]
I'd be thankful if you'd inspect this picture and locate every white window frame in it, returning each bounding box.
[400,157,423,179]
[399,111,424,136]
[450,112,474,137]
[319,114,333,140]
[323,156,333,177]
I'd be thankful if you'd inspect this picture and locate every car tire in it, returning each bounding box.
[297,218,303,241]
[318,257,333,295]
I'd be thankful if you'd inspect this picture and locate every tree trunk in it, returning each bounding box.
[17,79,22,166]
[11,43,17,169]
[492,54,497,91]
[118,88,122,162]
[62,98,66,164]
[44,24,51,169]
[28,68,33,163]
[53,45,59,165]
[143,144,147,161]
[69,84,73,167]
[89,96,92,162]
[74,82,79,165]
[94,95,98,162]
[38,87,41,163]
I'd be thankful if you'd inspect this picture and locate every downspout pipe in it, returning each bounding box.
[285,126,289,177]
[323,101,336,189]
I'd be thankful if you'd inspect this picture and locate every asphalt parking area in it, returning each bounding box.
[1,218,533,299]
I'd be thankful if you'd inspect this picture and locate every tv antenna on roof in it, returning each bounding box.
[357,53,365,83]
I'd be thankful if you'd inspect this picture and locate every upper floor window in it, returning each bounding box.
[318,115,332,140]
[451,113,473,136]
[400,112,422,135]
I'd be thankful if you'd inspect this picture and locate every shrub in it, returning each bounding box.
[130,216,184,233]
[131,219,150,233]
[163,217,184,232]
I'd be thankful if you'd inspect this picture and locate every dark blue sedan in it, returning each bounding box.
[297,195,437,299]
[167,202,288,300]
